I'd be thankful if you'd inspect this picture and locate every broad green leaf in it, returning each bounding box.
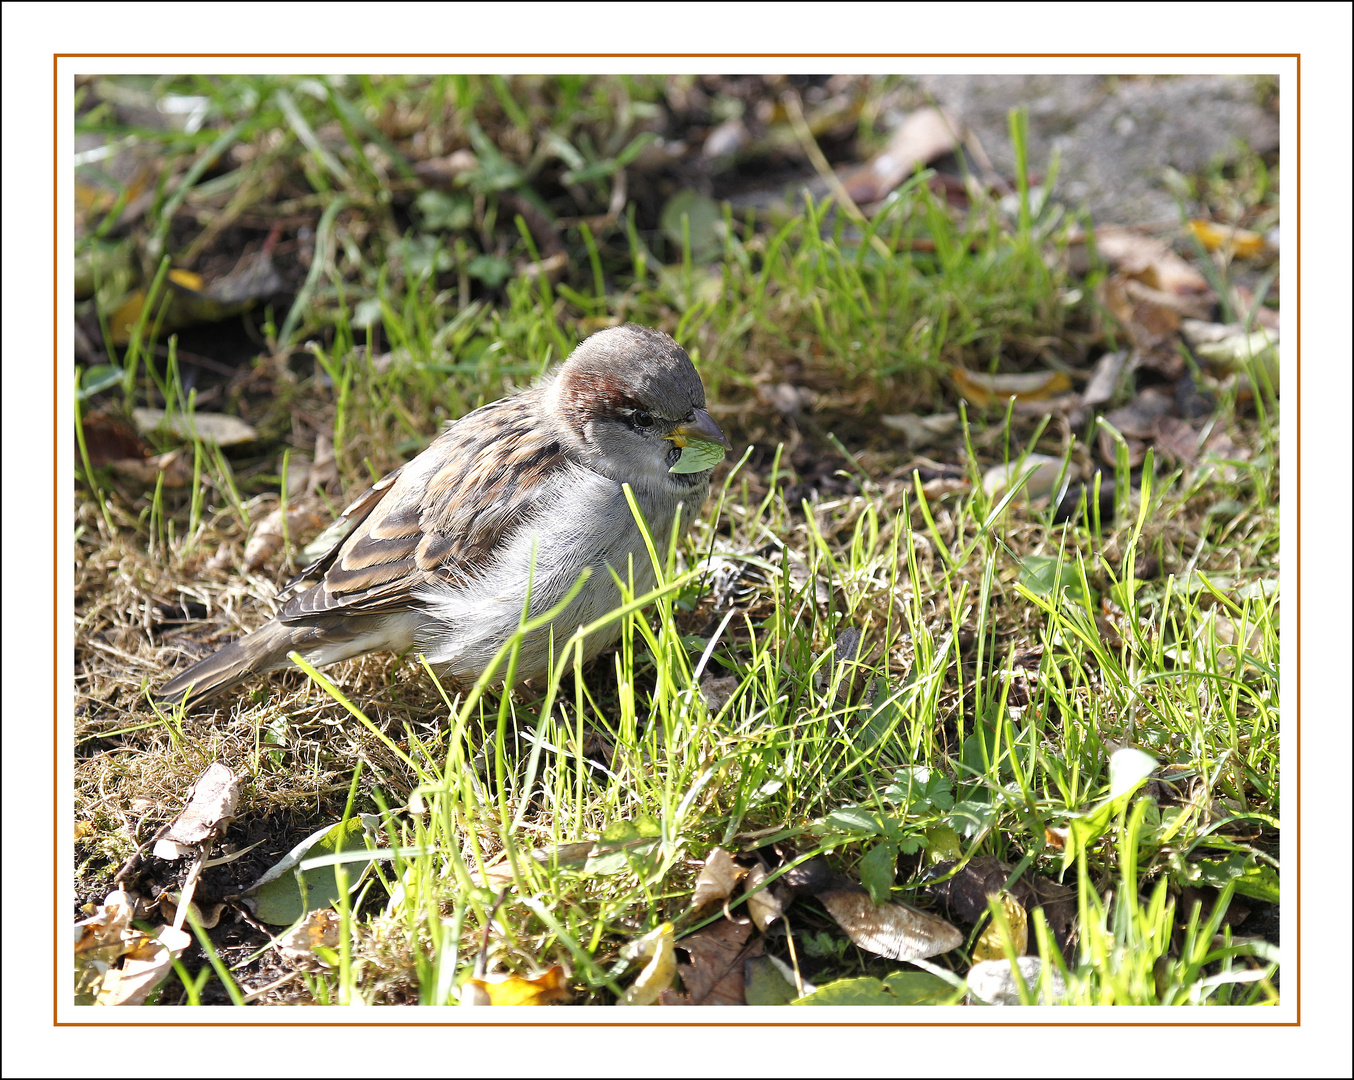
[669,439,727,474]
[792,971,954,1005]
[250,816,376,926]
[858,841,899,904]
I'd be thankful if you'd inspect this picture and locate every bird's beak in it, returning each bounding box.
[668,408,732,451]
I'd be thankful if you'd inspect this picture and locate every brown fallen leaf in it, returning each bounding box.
[107,248,283,345]
[699,674,741,712]
[1102,387,1175,440]
[108,449,195,488]
[275,908,342,966]
[1099,387,1177,467]
[468,841,599,888]
[692,847,746,910]
[1100,277,1182,353]
[75,890,138,965]
[673,918,760,1006]
[839,107,958,205]
[1081,349,1130,408]
[81,411,148,467]
[132,407,258,447]
[1152,415,1205,465]
[818,887,964,961]
[951,366,1072,409]
[94,925,192,1006]
[242,498,327,572]
[75,889,193,1007]
[1092,225,1211,297]
[743,863,786,932]
[880,410,960,450]
[151,762,242,860]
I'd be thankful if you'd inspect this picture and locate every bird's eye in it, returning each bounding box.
[630,410,654,429]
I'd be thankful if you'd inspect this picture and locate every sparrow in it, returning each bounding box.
[159,324,731,707]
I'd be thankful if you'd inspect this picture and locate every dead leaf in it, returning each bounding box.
[761,382,815,419]
[1081,350,1129,408]
[151,762,242,859]
[107,250,282,345]
[743,863,785,932]
[75,890,137,964]
[242,498,326,572]
[673,918,759,1005]
[1099,387,1177,467]
[275,908,341,966]
[464,964,569,1006]
[306,432,339,492]
[133,407,257,447]
[972,892,1029,960]
[700,674,740,712]
[76,890,192,1006]
[93,925,192,1006]
[81,412,193,487]
[692,847,746,910]
[1092,226,1210,296]
[702,116,749,159]
[1188,219,1266,259]
[199,245,284,306]
[1152,415,1205,465]
[617,922,677,1006]
[108,449,194,488]
[1100,277,1181,353]
[952,367,1072,409]
[1102,387,1174,440]
[839,107,958,205]
[1210,610,1264,654]
[880,411,959,449]
[818,887,963,961]
[412,149,478,186]
[1190,327,1279,389]
[81,412,148,467]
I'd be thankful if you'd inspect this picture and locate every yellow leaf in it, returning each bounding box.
[1188,219,1266,259]
[617,922,676,1006]
[464,964,569,1006]
[972,892,1029,961]
[951,367,1071,409]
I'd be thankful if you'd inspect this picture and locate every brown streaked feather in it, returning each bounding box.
[276,465,406,602]
[277,391,572,623]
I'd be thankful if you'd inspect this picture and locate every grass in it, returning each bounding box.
[73,74,1281,1008]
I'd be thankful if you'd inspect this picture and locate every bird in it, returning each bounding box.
[158,324,731,707]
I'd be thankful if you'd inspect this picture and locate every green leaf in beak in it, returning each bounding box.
[669,439,727,474]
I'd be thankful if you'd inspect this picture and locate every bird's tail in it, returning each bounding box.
[158,619,305,707]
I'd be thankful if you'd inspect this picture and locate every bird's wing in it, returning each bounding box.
[278,391,573,622]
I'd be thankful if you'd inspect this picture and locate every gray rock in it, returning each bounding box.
[915,74,1279,226]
